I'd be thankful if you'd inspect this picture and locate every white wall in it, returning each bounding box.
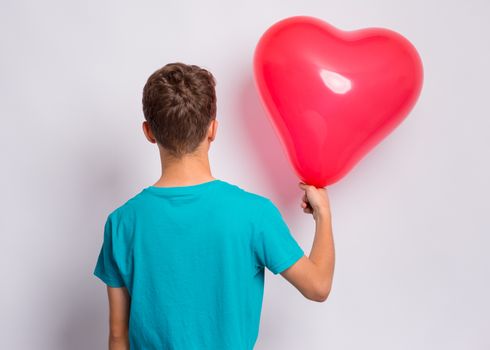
[1,0,489,349]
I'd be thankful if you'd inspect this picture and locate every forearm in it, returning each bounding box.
[309,209,335,294]
[109,335,129,350]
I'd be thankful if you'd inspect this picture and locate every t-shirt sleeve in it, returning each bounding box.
[93,213,126,288]
[253,198,305,275]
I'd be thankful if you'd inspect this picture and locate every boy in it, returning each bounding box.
[93,62,335,349]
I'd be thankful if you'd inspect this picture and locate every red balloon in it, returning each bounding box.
[253,16,424,187]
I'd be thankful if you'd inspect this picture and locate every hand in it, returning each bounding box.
[298,181,331,221]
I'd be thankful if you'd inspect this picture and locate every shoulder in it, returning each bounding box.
[105,188,146,225]
[217,179,274,213]
[101,190,147,243]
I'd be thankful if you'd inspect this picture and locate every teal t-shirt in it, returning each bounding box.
[93,178,304,349]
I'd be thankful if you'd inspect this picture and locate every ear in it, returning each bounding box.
[142,121,157,144]
[208,118,218,142]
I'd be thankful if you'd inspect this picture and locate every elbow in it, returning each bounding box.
[109,329,128,343]
[311,282,331,303]
[109,333,129,349]
[311,290,330,303]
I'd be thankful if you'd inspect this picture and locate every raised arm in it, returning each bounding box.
[280,182,335,302]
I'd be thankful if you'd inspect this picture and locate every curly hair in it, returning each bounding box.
[142,62,217,157]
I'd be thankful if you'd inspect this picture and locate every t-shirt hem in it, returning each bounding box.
[269,248,305,275]
[93,269,125,288]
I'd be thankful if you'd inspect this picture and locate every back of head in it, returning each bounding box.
[142,62,217,158]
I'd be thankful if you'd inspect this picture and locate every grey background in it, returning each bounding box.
[1,0,489,349]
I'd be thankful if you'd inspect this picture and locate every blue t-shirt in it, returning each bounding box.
[93,178,304,349]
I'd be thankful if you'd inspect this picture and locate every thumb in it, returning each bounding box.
[298,181,308,190]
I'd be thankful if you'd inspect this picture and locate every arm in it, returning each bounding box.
[107,286,131,350]
[281,182,335,302]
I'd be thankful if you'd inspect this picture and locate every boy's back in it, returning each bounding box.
[93,62,334,349]
[94,178,305,349]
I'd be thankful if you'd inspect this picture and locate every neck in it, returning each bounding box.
[153,145,215,187]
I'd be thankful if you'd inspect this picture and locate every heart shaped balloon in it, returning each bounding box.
[253,16,424,187]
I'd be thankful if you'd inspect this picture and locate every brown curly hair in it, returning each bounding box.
[142,62,217,158]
